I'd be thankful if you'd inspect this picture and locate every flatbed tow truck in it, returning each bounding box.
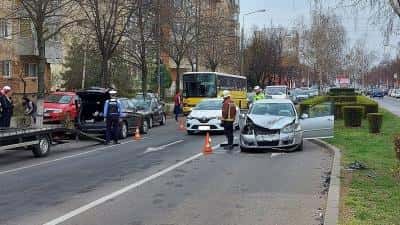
[0,126,106,157]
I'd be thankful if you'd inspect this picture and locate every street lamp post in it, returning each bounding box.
[240,9,266,76]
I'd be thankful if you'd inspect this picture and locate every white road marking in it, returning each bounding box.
[271,153,286,158]
[0,138,151,176]
[143,140,184,154]
[42,152,204,225]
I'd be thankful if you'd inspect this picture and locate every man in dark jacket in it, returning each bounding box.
[221,90,237,150]
[103,90,122,145]
[0,86,14,128]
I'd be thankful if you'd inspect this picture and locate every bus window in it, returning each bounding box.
[183,73,217,98]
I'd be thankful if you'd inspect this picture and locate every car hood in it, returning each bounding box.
[136,110,151,115]
[44,102,68,109]
[190,110,221,118]
[247,114,295,129]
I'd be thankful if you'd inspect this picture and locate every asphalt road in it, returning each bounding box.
[374,96,400,116]
[0,120,332,225]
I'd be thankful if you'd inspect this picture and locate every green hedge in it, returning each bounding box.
[328,88,356,96]
[343,106,363,127]
[299,96,328,115]
[367,113,383,134]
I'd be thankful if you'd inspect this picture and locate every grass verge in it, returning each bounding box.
[327,109,400,225]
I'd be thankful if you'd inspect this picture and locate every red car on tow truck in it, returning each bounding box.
[44,92,79,123]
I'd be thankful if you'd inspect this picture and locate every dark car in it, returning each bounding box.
[130,98,167,128]
[76,87,149,139]
[372,89,384,98]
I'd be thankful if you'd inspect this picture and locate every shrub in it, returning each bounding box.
[367,113,383,134]
[327,96,357,103]
[299,96,328,115]
[343,106,363,127]
[394,135,400,162]
[328,88,356,96]
[357,96,379,116]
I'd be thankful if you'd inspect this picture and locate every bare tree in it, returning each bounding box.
[75,0,135,87]
[162,0,197,92]
[5,0,80,127]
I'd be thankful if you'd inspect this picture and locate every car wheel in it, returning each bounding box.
[296,141,304,151]
[160,114,166,125]
[32,135,51,157]
[140,120,149,134]
[148,117,153,129]
[120,122,128,139]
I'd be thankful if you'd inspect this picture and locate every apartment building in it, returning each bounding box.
[0,0,62,96]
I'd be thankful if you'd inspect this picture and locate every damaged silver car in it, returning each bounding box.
[239,99,334,152]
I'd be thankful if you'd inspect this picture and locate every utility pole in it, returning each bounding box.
[82,41,87,89]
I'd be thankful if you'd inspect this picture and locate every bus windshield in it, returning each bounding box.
[183,73,217,98]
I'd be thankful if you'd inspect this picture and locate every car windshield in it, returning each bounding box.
[195,100,222,110]
[133,99,151,110]
[266,87,287,95]
[293,89,307,96]
[45,94,72,104]
[251,103,295,117]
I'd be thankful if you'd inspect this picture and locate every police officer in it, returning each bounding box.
[103,90,122,145]
[221,90,237,150]
[0,86,14,128]
[253,86,265,102]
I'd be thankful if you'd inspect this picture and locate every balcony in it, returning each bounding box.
[15,37,63,64]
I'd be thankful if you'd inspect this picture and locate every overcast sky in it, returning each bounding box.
[240,0,400,62]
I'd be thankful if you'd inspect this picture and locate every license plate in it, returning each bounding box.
[256,134,279,142]
[198,126,210,131]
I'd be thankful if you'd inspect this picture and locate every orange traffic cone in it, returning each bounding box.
[134,127,142,141]
[203,132,213,155]
[178,119,186,131]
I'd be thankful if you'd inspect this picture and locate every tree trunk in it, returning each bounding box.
[36,33,46,128]
[101,57,109,87]
[141,60,148,97]
[176,62,181,93]
[211,63,218,72]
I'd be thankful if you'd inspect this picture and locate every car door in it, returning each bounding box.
[151,100,161,122]
[300,102,334,139]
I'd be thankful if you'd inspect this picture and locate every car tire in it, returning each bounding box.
[140,120,149,134]
[296,141,304,151]
[160,114,166,125]
[120,122,128,139]
[32,135,51,158]
[148,117,153,129]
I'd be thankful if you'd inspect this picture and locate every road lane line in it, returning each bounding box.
[143,140,184,154]
[42,152,204,225]
[0,138,151,176]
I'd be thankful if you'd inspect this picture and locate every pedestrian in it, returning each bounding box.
[221,90,237,150]
[103,90,122,145]
[174,90,182,122]
[23,96,37,125]
[253,86,265,102]
[0,86,14,128]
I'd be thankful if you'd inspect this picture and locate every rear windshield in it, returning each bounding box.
[266,87,287,95]
[195,100,222,110]
[45,94,72,104]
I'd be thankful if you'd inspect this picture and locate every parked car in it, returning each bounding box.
[393,89,400,98]
[265,85,288,99]
[130,98,167,128]
[371,89,384,98]
[388,89,394,97]
[186,98,239,135]
[44,92,79,123]
[239,99,334,152]
[76,87,148,139]
[306,88,319,97]
[290,89,309,104]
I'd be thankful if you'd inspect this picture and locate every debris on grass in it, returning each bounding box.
[347,161,368,171]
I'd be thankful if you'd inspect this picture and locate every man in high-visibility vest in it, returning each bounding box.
[253,86,265,102]
[221,90,237,150]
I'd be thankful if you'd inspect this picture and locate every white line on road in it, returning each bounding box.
[42,152,204,225]
[143,140,184,154]
[271,153,286,158]
[0,138,151,176]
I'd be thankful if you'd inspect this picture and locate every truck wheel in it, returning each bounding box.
[32,135,51,157]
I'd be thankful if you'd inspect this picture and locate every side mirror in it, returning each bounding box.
[240,113,247,119]
[300,113,309,119]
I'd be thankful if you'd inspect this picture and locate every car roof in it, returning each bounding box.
[253,99,293,104]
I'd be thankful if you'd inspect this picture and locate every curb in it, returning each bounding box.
[310,139,341,225]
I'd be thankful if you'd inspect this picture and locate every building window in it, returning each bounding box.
[19,19,32,38]
[24,63,38,77]
[0,19,12,39]
[0,61,12,77]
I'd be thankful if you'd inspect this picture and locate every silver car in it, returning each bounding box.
[240,99,334,152]
[186,99,239,134]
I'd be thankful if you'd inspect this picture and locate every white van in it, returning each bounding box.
[265,85,289,99]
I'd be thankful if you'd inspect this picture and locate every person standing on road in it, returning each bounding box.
[253,86,265,102]
[0,86,14,128]
[174,91,182,122]
[103,90,122,145]
[222,90,237,150]
[23,96,37,125]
